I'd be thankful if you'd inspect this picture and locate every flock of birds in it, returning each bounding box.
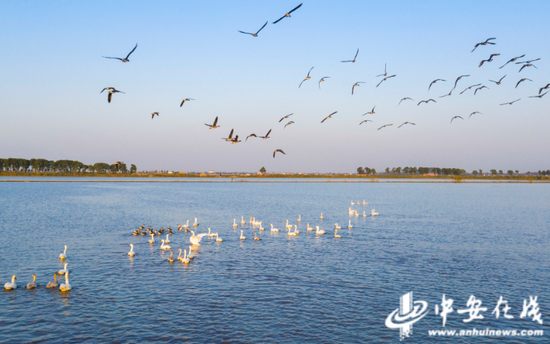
[97,3,547,161]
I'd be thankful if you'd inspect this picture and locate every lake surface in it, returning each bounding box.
[1,180,549,343]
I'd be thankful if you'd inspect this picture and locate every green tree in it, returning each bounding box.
[395,167,401,175]
[507,170,513,176]
[479,169,483,175]
[385,167,390,175]
[515,170,519,175]
[490,169,497,175]
[365,167,372,175]
[371,168,376,175]
[472,170,478,176]
[498,170,503,175]
[357,167,364,174]
[130,164,137,173]
[260,167,266,173]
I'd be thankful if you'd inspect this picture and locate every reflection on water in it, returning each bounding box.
[0,181,549,342]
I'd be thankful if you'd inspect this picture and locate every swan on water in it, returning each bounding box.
[128,244,136,256]
[233,218,238,227]
[297,215,301,222]
[188,246,195,260]
[259,222,265,231]
[149,234,155,245]
[351,201,355,205]
[168,250,175,263]
[288,226,297,237]
[182,220,190,229]
[240,230,246,240]
[363,211,367,217]
[177,248,183,262]
[26,274,37,289]
[190,231,208,245]
[207,228,217,237]
[286,219,293,230]
[354,210,360,217]
[215,234,223,242]
[348,207,354,215]
[241,216,246,225]
[348,220,353,229]
[307,223,314,231]
[363,200,368,205]
[4,275,17,290]
[270,224,279,232]
[334,228,341,239]
[165,234,171,244]
[254,232,261,241]
[371,209,379,216]
[315,226,325,235]
[46,274,59,289]
[58,263,69,275]
[193,218,199,227]
[160,240,171,250]
[182,250,190,265]
[59,245,67,260]
[59,272,71,292]
[294,225,300,235]
[334,223,341,230]
[320,213,324,220]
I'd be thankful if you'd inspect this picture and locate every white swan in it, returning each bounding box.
[351,201,355,205]
[241,216,246,225]
[193,218,199,227]
[371,209,379,216]
[348,220,353,229]
[307,223,314,231]
[363,211,367,217]
[259,222,264,231]
[320,213,324,220]
[177,248,183,262]
[188,246,195,260]
[286,219,293,230]
[315,226,325,235]
[294,225,300,235]
[335,228,341,238]
[26,274,37,289]
[334,223,341,230]
[354,210,360,217]
[160,239,171,250]
[128,244,136,256]
[165,234,171,244]
[58,263,69,275]
[363,200,368,205]
[59,245,67,260]
[270,224,279,232]
[149,234,155,245]
[59,272,71,292]
[254,232,261,241]
[46,274,58,289]
[348,207,354,215]
[233,218,238,227]
[215,234,223,242]
[240,230,246,240]
[297,215,301,222]
[207,228,217,238]
[288,226,297,237]
[190,231,208,245]
[167,250,175,263]
[4,275,17,290]
[182,250,190,265]
[182,220,190,229]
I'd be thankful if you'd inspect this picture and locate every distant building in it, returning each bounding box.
[208,170,215,174]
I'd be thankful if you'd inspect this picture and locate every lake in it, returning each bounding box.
[1,180,549,343]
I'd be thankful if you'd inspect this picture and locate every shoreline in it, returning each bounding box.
[1,179,548,184]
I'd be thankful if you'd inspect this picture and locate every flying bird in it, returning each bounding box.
[398,122,416,128]
[284,121,295,129]
[180,98,194,107]
[273,3,303,24]
[100,87,117,93]
[500,54,525,69]
[518,64,537,73]
[450,116,464,123]
[529,91,548,99]
[428,79,446,91]
[439,89,453,98]
[362,106,376,116]
[279,113,293,122]
[318,76,330,89]
[321,111,337,123]
[377,124,393,130]
[489,75,506,85]
[539,84,550,94]
[398,97,414,105]
[238,21,268,37]
[273,149,286,158]
[205,116,220,129]
[459,83,482,94]
[102,43,138,63]
[453,75,470,90]
[376,64,388,77]
[474,86,489,95]
[479,53,500,67]
[500,99,521,105]
[351,81,364,95]
[341,48,359,63]
[469,111,483,119]
[104,88,124,103]
[515,78,532,88]
[376,75,396,88]
[471,38,496,52]
[231,135,242,144]
[359,120,373,125]
[259,129,272,139]
[245,134,257,141]
[151,112,159,119]
[516,58,541,64]
[222,129,234,141]
[299,67,314,88]
[417,99,436,105]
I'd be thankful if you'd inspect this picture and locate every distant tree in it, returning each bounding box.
[120,163,128,173]
[260,167,266,174]
[94,162,110,173]
[385,167,390,175]
[515,170,519,175]
[357,167,364,174]
[498,170,503,175]
[472,170,478,176]
[365,167,372,175]
[507,170,513,176]
[371,168,376,175]
[391,167,396,174]
[395,167,401,175]
[479,169,483,175]
[490,169,497,175]
[130,164,137,173]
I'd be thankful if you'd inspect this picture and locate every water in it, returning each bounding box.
[1,180,549,343]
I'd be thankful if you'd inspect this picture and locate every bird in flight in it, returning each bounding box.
[518,63,537,73]
[362,106,376,116]
[539,84,550,94]
[516,78,532,88]
[352,81,364,95]
[273,3,302,24]
[471,38,496,52]
[359,120,373,125]
[376,64,388,77]
[238,21,268,37]
[474,86,489,95]
[516,58,541,65]
[500,54,525,69]
[245,134,257,141]
[273,149,286,158]
[500,99,521,105]
[284,121,295,129]
[321,111,337,123]
[222,129,235,141]
[398,97,414,105]
[398,122,416,128]
[479,53,500,67]
[100,87,117,93]
[205,116,220,129]
[376,75,396,88]
[341,48,359,63]
[299,67,314,88]
[180,98,194,107]
[459,83,482,95]
[105,88,124,103]
[103,43,138,63]
[377,124,393,130]
[259,129,272,139]
[279,113,293,122]
[489,75,506,85]
[469,111,482,119]
[318,76,330,89]
[529,91,548,99]
[418,99,436,105]
[151,112,159,119]
[428,79,446,91]
[231,135,242,144]
[439,89,453,98]
[452,75,470,90]
[450,116,463,123]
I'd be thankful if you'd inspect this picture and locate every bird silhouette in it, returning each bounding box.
[318,76,330,89]
[351,82,365,95]
[515,78,532,88]
[489,75,506,85]
[500,54,525,69]
[450,116,464,123]
[103,43,138,63]
[205,116,220,129]
[417,99,436,105]
[299,67,314,88]
[479,53,500,67]
[180,98,194,107]
[273,3,303,24]
[321,111,337,123]
[471,38,496,52]
[273,149,286,158]
[238,21,268,37]
[398,97,414,105]
[398,122,416,128]
[499,99,521,105]
[341,48,359,63]
[428,79,446,91]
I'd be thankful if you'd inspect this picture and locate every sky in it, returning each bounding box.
[1,0,549,173]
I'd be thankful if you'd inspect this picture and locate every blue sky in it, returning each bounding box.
[1,1,549,173]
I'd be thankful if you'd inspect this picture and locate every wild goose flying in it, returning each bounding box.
[515,78,532,88]
[151,112,159,119]
[428,79,446,91]
[279,113,293,122]
[479,53,500,67]
[452,75,470,90]
[362,106,375,116]
[299,67,314,88]
[180,98,194,107]
[321,111,337,123]
[539,84,550,94]
[516,58,541,64]
[469,111,483,119]
[341,48,359,63]
[376,63,388,77]
[102,43,138,63]
[500,54,525,69]
[284,121,295,129]
[518,64,537,73]
[259,129,272,139]
[104,88,124,103]
[450,116,464,123]
[474,86,489,95]
[459,83,481,94]
[318,76,330,89]
[489,75,506,85]
[205,116,220,129]
[376,75,396,88]
[377,124,393,130]
[246,134,257,141]
[359,120,373,125]
[273,3,303,24]
[222,129,234,141]
[238,21,268,37]
[417,99,436,105]
[273,149,286,158]
[529,91,548,99]
[471,38,496,52]
[499,98,521,105]
[351,81,364,95]
[398,97,414,105]
[231,135,242,144]
[398,122,416,128]
[439,89,453,98]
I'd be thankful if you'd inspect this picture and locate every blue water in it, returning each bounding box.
[1,181,549,343]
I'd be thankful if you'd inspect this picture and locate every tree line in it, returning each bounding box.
[358,167,467,176]
[0,158,136,174]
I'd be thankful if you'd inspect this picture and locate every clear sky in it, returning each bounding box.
[1,1,549,173]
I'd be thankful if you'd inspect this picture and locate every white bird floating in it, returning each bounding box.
[315,226,325,235]
[128,244,136,256]
[270,224,279,232]
[294,225,300,235]
[182,220,190,229]
[193,218,199,227]
[348,220,353,228]
[354,210,360,217]
[348,207,355,216]
[165,234,171,244]
[259,222,264,231]
[4,275,17,290]
[363,200,368,205]
[58,263,69,275]
[351,201,355,205]
[215,234,223,242]
[160,239,171,250]
[288,226,297,237]
[59,245,67,260]
[188,246,195,260]
[168,250,176,263]
[254,232,261,241]
[182,250,190,265]
[46,274,59,289]
[233,218,238,228]
[320,213,324,220]
[371,209,379,216]
[334,223,341,230]
[307,223,314,231]
[26,274,37,289]
[59,272,71,292]
[286,219,293,230]
[241,216,246,225]
[297,215,301,222]
[177,248,184,262]
[149,234,155,245]
[363,211,367,217]
[240,230,246,240]
[335,228,341,239]
[207,228,217,237]
[190,231,208,245]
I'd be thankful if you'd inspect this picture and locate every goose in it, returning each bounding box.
[348,220,353,229]
[270,224,279,232]
[259,223,265,231]
[241,216,246,225]
[160,240,171,250]
[215,234,223,242]
[190,231,208,245]
[58,263,69,275]
[165,234,171,244]
[320,213,324,220]
[4,275,17,290]
[233,218,238,227]
[286,219,293,230]
[59,272,71,292]
[371,209,379,216]
[149,234,155,245]
[46,274,59,289]
[168,250,176,263]
[59,245,67,260]
[177,248,184,262]
[188,246,195,260]
[182,220,190,229]
[294,225,300,235]
[193,218,199,227]
[26,274,37,289]
[254,232,261,241]
[334,223,342,230]
[334,229,341,239]
[297,215,301,222]
[307,223,314,231]
[315,226,325,235]
[128,244,136,256]
[240,230,246,240]
[182,250,190,265]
